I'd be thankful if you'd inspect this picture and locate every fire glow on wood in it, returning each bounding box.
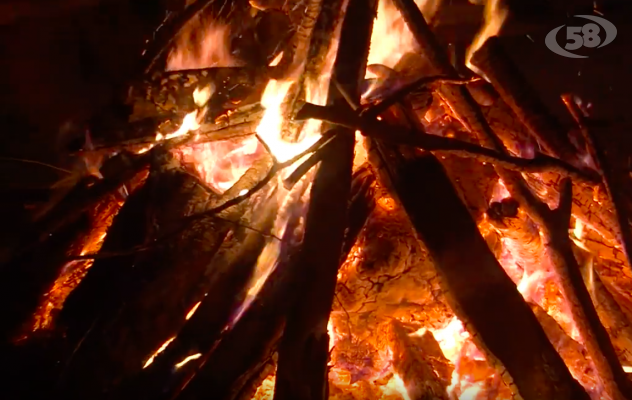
[8,0,632,400]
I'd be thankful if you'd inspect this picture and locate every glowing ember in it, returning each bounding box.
[185,301,201,320]
[269,51,284,67]
[144,336,176,368]
[174,353,202,369]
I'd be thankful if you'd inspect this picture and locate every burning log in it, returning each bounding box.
[367,145,589,399]
[122,163,375,400]
[388,320,449,400]
[24,150,152,245]
[272,0,376,394]
[126,67,267,123]
[295,103,597,185]
[57,153,263,399]
[388,2,631,397]
[0,211,90,342]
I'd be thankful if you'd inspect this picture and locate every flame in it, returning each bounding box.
[269,51,284,67]
[185,301,201,320]
[367,0,439,69]
[380,373,412,400]
[193,84,215,107]
[176,136,262,193]
[167,17,243,71]
[253,373,276,399]
[157,110,201,141]
[144,336,176,368]
[174,353,202,369]
[490,178,511,203]
[227,5,343,326]
[465,0,509,78]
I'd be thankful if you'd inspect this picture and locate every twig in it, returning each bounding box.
[561,94,632,275]
[296,103,600,185]
[0,156,73,174]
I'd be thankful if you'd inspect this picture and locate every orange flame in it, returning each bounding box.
[167,18,243,71]
[465,0,509,78]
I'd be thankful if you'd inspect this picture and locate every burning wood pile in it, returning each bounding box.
[4,0,632,399]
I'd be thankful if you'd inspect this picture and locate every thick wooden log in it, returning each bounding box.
[367,145,589,399]
[388,320,449,400]
[57,154,249,399]
[58,153,202,343]
[106,155,276,400]
[25,150,153,246]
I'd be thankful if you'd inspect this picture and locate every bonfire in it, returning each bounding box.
[3,1,632,400]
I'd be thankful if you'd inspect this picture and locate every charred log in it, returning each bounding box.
[108,155,276,400]
[57,153,241,400]
[367,142,589,400]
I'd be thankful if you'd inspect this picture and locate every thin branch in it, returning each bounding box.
[0,156,73,174]
[296,103,600,185]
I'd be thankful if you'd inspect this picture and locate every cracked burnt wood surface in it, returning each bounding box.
[582,254,632,366]
[388,320,449,400]
[529,302,598,393]
[368,144,589,400]
[57,154,240,400]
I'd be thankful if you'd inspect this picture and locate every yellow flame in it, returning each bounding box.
[156,111,201,141]
[193,84,214,107]
[368,0,439,69]
[269,51,284,67]
[174,353,202,369]
[185,301,201,320]
[143,336,176,368]
[465,0,509,78]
